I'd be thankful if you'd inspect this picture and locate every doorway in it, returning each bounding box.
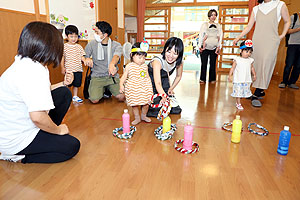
[143,4,249,73]
[171,6,218,71]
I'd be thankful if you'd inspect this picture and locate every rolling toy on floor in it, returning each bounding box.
[112,109,136,139]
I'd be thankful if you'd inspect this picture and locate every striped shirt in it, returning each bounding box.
[124,62,153,106]
[63,43,85,72]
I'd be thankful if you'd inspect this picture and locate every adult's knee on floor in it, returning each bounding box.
[90,99,100,104]
[64,136,80,157]
[57,86,72,103]
[115,94,125,101]
[63,87,72,101]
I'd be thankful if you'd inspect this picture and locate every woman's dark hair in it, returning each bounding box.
[239,41,253,56]
[161,37,184,67]
[130,42,147,62]
[257,0,264,3]
[65,25,79,36]
[96,21,112,36]
[17,21,63,68]
[208,9,218,18]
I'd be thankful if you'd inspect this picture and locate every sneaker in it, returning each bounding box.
[236,103,244,110]
[253,90,265,99]
[0,154,25,163]
[288,84,299,89]
[103,89,112,98]
[72,96,83,103]
[103,94,111,99]
[278,83,286,88]
[252,95,264,100]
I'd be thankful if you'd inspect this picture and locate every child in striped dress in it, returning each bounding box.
[119,42,153,125]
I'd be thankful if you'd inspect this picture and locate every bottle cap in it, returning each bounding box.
[284,126,289,131]
[236,115,240,120]
[187,121,191,125]
[124,109,128,113]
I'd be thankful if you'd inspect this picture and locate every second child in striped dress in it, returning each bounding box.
[61,25,87,103]
[119,42,153,125]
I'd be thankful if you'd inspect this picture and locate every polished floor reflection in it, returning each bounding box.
[1,71,300,200]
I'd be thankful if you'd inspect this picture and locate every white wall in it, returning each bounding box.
[0,0,46,14]
[0,0,35,13]
[49,0,96,39]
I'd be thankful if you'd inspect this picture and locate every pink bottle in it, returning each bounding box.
[183,121,193,150]
[122,109,130,133]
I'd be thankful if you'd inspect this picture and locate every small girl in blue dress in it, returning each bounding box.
[228,40,257,110]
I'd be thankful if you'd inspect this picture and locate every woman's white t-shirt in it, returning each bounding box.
[152,54,176,73]
[0,56,54,154]
[253,0,285,22]
[233,56,254,83]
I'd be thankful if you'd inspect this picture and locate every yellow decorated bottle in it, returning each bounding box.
[231,115,242,143]
[163,116,171,133]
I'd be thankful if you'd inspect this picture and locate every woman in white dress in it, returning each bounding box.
[233,0,290,107]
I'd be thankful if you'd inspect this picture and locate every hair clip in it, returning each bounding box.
[140,39,149,53]
[240,39,253,49]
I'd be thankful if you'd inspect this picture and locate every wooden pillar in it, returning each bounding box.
[137,0,146,42]
[45,0,50,23]
[33,0,40,21]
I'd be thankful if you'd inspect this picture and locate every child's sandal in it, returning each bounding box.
[235,103,244,110]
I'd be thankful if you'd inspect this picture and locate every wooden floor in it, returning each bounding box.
[1,71,300,200]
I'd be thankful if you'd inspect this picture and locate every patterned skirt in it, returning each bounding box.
[231,83,252,98]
